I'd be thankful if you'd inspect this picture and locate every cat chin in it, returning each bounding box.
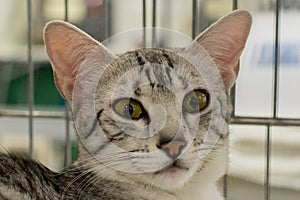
[138,161,199,191]
[151,169,192,191]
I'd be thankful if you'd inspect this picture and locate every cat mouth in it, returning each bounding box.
[154,161,189,175]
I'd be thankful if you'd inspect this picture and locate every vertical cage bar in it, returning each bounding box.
[152,0,157,48]
[64,0,72,166]
[225,1,239,198]
[232,0,238,10]
[64,0,69,22]
[192,0,198,39]
[27,0,34,157]
[230,0,238,117]
[230,77,237,117]
[272,0,281,118]
[265,125,271,200]
[64,104,71,166]
[103,0,110,39]
[143,0,147,47]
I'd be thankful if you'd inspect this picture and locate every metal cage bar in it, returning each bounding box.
[143,0,147,47]
[64,0,69,22]
[0,110,66,119]
[64,0,72,167]
[192,0,199,39]
[265,125,272,200]
[223,1,239,199]
[273,0,281,119]
[103,0,110,39]
[27,0,34,157]
[64,103,71,166]
[231,0,238,117]
[152,0,157,48]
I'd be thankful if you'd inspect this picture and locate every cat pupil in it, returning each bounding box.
[189,96,199,110]
[124,103,134,118]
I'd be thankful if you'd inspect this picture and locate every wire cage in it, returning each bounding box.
[0,0,299,200]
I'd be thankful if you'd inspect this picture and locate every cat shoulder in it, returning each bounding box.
[0,153,60,199]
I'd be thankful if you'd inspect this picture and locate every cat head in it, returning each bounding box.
[44,10,251,190]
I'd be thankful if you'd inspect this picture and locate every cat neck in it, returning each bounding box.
[74,140,227,200]
[175,142,228,200]
[73,152,175,200]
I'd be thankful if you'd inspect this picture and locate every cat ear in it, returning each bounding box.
[43,20,115,100]
[194,10,252,89]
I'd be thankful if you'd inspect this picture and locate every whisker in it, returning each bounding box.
[61,170,92,199]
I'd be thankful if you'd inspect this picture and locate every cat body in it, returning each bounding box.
[0,10,251,200]
[0,154,157,200]
[0,144,226,200]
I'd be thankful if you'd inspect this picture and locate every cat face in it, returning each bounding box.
[44,10,251,190]
[93,48,227,188]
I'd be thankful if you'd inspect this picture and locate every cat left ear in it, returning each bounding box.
[194,10,252,89]
[44,20,115,100]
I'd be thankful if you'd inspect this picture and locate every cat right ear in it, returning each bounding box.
[44,21,115,100]
[191,10,252,89]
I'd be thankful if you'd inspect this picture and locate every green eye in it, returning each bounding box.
[183,90,209,113]
[113,98,144,119]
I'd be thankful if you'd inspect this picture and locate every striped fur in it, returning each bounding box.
[0,10,251,200]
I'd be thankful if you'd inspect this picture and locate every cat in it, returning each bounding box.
[0,10,251,200]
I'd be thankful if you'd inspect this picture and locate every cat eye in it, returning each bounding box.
[113,98,144,120]
[183,89,209,113]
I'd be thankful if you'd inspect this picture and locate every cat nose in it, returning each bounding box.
[159,140,187,159]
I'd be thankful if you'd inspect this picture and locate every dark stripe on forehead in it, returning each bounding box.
[110,131,124,139]
[162,51,174,68]
[166,67,173,84]
[134,87,142,96]
[150,83,155,88]
[135,51,146,66]
[145,68,153,83]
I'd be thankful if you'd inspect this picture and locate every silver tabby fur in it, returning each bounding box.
[0,10,252,200]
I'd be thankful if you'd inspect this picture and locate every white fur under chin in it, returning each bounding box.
[174,143,228,200]
[78,140,228,200]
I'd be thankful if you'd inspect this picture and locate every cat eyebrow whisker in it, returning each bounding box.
[105,131,125,139]
[201,141,219,145]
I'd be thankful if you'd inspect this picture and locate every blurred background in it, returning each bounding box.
[0,0,299,200]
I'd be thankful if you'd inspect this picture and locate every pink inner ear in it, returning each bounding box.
[53,72,74,99]
[44,21,101,100]
[195,10,252,89]
[46,27,95,76]
[219,63,239,89]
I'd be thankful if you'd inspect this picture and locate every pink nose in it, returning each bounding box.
[161,140,187,159]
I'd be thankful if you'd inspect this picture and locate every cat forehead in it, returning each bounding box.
[98,48,208,89]
[107,49,183,72]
